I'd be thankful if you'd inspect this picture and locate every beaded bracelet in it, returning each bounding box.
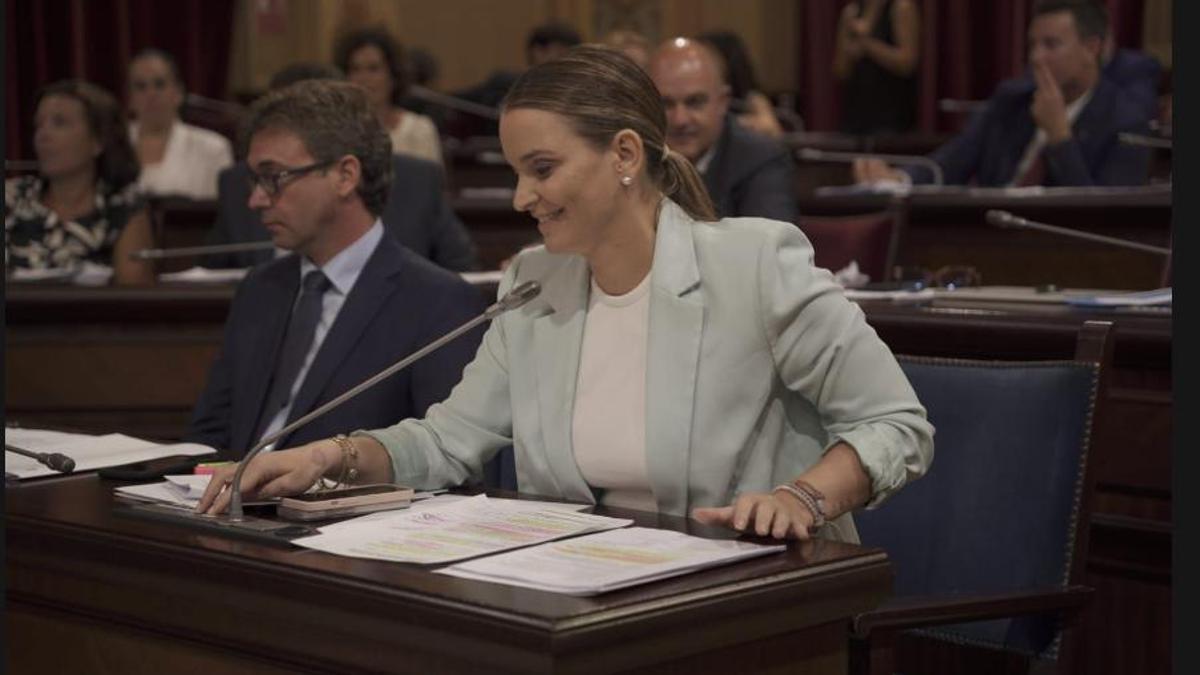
[772,484,826,531]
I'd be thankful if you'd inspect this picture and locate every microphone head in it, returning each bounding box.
[497,281,542,311]
[985,210,1015,228]
[46,453,75,473]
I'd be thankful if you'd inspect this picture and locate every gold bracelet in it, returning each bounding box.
[332,434,359,487]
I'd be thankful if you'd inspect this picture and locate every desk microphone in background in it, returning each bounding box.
[984,210,1172,257]
[131,241,277,261]
[407,85,500,121]
[797,147,945,186]
[225,280,543,521]
[1118,132,1172,150]
[6,443,76,473]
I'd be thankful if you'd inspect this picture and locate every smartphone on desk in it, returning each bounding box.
[277,484,414,522]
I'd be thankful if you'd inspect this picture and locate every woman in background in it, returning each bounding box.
[127,49,233,199]
[834,0,921,135]
[336,27,443,166]
[7,80,155,285]
[698,30,786,138]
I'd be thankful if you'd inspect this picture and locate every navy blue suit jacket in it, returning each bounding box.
[203,155,477,271]
[1103,48,1162,121]
[905,77,1151,187]
[702,115,799,223]
[185,235,487,458]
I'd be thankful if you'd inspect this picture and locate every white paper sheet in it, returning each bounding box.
[292,494,629,565]
[114,475,209,508]
[5,428,216,479]
[158,266,249,284]
[438,526,785,595]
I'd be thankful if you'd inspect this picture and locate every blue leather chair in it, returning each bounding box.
[850,320,1113,675]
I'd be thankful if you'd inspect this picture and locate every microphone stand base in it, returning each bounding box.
[116,502,318,545]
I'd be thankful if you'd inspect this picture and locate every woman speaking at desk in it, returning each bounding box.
[199,46,934,542]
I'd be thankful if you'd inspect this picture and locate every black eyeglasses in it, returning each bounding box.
[246,160,336,199]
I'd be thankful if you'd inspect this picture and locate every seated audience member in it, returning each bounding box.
[185,80,485,459]
[202,63,476,272]
[601,28,651,70]
[649,38,797,222]
[834,0,920,135]
[127,49,233,199]
[198,47,934,546]
[335,27,443,166]
[448,21,582,135]
[698,30,786,139]
[6,80,155,285]
[854,0,1151,187]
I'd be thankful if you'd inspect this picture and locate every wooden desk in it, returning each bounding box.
[5,285,1171,674]
[6,476,891,674]
[800,186,1172,289]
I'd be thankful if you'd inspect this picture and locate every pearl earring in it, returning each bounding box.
[620,175,633,186]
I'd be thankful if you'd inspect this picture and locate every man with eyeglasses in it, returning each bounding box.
[185,80,486,460]
[648,38,797,223]
[202,63,476,272]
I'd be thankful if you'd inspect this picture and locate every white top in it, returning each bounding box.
[571,271,655,512]
[1008,86,1096,186]
[130,121,233,200]
[257,220,385,445]
[388,111,443,166]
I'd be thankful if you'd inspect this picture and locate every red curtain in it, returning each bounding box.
[799,0,1150,133]
[5,0,236,160]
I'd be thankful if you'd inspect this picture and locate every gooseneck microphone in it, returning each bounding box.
[798,147,945,186]
[6,443,76,473]
[407,85,501,121]
[985,210,1172,256]
[225,280,543,520]
[131,241,277,260]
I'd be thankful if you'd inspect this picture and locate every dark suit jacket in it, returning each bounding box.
[904,77,1151,187]
[702,115,798,223]
[1103,48,1162,121]
[185,235,487,458]
[203,155,477,271]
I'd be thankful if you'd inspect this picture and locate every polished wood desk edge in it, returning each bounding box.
[6,476,893,636]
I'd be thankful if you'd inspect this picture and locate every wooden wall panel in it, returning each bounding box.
[228,0,797,97]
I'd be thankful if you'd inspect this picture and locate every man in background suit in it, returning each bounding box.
[186,80,485,459]
[648,38,798,223]
[202,63,477,272]
[854,0,1151,187]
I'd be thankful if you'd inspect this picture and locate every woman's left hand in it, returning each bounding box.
[691,491,816,540]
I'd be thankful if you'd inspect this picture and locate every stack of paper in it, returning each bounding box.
[293,494,632,565]
[438,527,785,595]
[114,474,214,508]
[4,428,216,479]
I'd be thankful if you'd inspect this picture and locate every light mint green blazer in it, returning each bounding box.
[364,200,934,542]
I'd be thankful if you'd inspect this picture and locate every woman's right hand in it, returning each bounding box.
[195,440,340,515]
